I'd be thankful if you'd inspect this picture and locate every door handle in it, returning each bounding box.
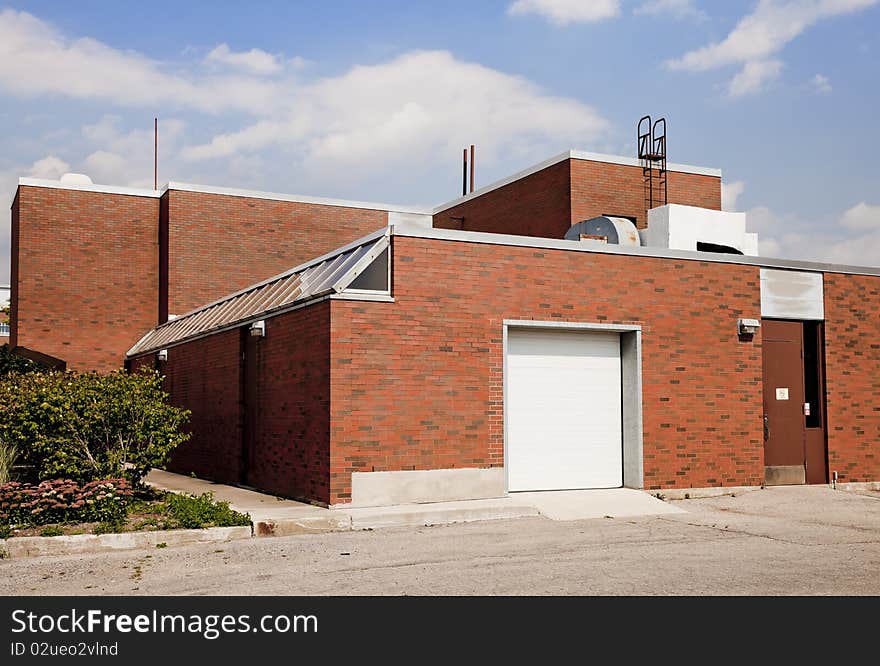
[763,414,769,441]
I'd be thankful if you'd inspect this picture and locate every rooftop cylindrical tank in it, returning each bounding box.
[564,216,641,247]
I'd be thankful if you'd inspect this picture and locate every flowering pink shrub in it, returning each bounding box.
[0,478,132,527]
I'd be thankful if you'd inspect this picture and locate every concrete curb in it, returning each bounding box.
[835,481,880,492]
[658,485,762,501]
[660,482,880,502]
[254,504,542,535]
[254,515,352,537]
[1,526,253,559]
[344,503,541,530]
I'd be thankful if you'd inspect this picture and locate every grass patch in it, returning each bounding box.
[2,489,250,538]
[93,520,125,535]
[162,492,251,529]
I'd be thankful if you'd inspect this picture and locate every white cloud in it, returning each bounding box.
[667,0,877,96]
[507,0,620,25]
[840,201,880,230]
[668,1,877,71]
[727,58,783,96]
[634,0,706,20]
[0,9,287,114]
[746,201,880,267]
[181,50,610,181]
[0,10,609,188]
[205,44,282,75]
[81,115,187,187]
[27,155,70,179]
[721,180,745,211]
[810,73,832,93]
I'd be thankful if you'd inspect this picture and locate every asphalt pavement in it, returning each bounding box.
[1,485,877,595]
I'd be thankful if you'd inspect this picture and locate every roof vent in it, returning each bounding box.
[565,216,641,247]
[59,173,93,185]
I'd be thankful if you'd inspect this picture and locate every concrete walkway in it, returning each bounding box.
[145,470,685,534]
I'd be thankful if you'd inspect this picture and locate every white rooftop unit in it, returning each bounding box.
[643,204,758,256]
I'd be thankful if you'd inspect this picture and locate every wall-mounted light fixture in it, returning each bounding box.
[737,318,761,337]
[157,349,168,361]
[249,320,266,338]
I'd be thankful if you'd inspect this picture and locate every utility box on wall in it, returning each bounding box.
[643,204,758,256]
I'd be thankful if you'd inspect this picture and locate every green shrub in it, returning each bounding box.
[0,478,133,526]
[0,524,11,539]
[162,492,251,529]
[0,441,16,485]
[40,526,64,537]
[0,368,190,485]
[0,344,41,377]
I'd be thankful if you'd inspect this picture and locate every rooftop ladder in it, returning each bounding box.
[638,115,668,213]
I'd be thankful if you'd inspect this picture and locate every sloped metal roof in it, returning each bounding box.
[127,230,389,357]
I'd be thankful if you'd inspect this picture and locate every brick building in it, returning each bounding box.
[10,177,427,371]
[10,149,880,505]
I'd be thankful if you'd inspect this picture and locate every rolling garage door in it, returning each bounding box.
[507,328,623,491]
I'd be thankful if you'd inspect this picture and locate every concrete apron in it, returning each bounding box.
[511,488,687,521]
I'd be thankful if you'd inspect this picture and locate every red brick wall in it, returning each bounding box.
[433,158,722,240]
[8,191,19,342]
[129,303,331,503]
[11,186,158,372]
[247,304,331,504]
[328,236,764,503]
[433,159,571,238]
[571,160,722,230]
[823,273,880,482]
[667,171,722,215]
[165,190,388,316]
[159,329,244,484]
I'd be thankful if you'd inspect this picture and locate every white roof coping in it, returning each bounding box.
[17,177,160,198]
[432,150,722,214]
[16,177,430,214]
[164,181,430,215]
[389,223,880,277]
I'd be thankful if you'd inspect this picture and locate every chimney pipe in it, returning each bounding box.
[469,144,475,193]
[462,148,468,197]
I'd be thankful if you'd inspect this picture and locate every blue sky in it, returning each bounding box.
[2,0,879,282]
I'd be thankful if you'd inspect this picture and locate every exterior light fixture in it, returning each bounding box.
[737,318,761,336]
[249,320,266,338]
[157,349,168,361]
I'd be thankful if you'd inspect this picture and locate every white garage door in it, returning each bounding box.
[507,328,623,491]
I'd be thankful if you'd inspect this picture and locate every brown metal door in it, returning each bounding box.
[762,319,806,485]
